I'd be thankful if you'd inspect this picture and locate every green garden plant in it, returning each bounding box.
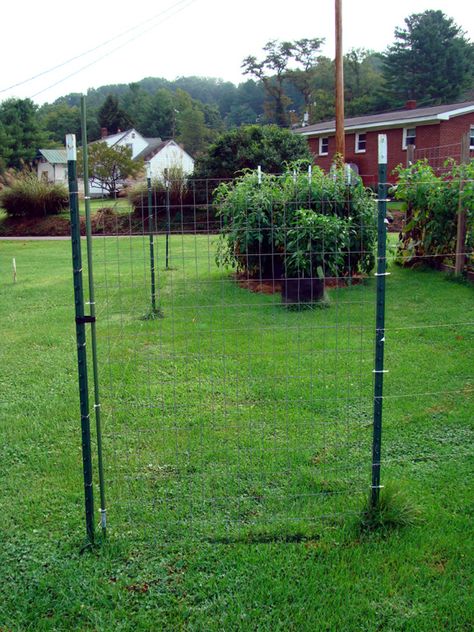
[393,159,474,268]
[215,165,376,281]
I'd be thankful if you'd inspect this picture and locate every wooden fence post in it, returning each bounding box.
[454,133,470,276]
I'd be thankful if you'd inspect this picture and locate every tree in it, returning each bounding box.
[78,143,143,197]
[344,49,386,116]
[194,125,312,179]
[139,88,174,138]
[98,94,133,134]
[242,40,294,126]
[0,98,48,169]
[285,38,325,123]
[383,10,474,106]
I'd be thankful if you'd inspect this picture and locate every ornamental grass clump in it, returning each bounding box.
[0,172,68,217]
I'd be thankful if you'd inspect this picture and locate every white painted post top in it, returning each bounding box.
[378,134,387,165]
[146,161,152,179]
[66,134,77,161]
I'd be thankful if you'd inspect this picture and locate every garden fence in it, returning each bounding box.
[65,136,473,546]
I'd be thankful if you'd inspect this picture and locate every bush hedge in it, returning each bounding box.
[0,172,69,217]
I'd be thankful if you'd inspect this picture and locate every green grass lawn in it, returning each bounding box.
[0,235,472,630]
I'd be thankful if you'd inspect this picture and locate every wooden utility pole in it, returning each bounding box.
[335,0,345,160]
[454,133,470,275]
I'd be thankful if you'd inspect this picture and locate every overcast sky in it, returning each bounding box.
[1,0,473,105]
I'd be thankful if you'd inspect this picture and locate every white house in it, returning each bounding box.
[36,149,67,184]
[88,128,194,196]
[38,129,195,196]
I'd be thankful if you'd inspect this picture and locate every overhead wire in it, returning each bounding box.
[0,0,197,99]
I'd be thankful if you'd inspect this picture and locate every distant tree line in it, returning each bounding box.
[0,10,472,172]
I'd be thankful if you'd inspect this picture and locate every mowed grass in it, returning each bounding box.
[0,235,473,631]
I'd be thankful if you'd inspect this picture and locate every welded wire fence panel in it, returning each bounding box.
[89,172,378,540]
[87,169,473,543]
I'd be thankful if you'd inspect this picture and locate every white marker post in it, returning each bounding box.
[12,258,17,283]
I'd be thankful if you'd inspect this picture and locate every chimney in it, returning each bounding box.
[405,100,417,110]
[100,127,108,139]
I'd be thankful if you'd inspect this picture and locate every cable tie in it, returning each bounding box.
[374,272,390,276]
[94,403,101,409]
[372,369,389,373]
[377,198,391,202]
[84,196,91,200]
[370,484,385,489]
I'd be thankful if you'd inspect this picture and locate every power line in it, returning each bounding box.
[0,0,197,98]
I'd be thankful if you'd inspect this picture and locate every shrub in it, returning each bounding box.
[194,125,312,179]
[215,165,376,280]
[0,172,69,218]
[128,166,188,215]
[393,159,474,267]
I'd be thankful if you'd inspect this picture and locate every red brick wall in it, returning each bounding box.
[306,113,473,185]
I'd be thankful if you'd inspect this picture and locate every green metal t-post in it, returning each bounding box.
[81,96,107,537]
[371,134,388,509]
[147,162,157,312]
[165,179,170,270]
[66,133,95,543]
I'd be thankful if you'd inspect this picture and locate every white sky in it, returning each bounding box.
[1,0,473,105]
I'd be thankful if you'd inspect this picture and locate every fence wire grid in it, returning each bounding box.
[77,171,473,543]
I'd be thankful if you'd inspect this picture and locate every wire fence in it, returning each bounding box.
[73,166,472,544]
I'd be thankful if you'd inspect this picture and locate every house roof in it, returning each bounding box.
[38,149,67,164]
[295,100,474,136]
[135,138,168,161]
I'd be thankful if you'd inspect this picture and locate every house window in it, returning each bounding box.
[319,137,329,156]
[355,132,366,153]
[403,127,416,149]
[470,126,474,150]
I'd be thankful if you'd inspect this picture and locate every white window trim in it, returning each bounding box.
[470,126,474,150]
[402,127,416,150]
[355,132,367,154]
[319,136,329,156]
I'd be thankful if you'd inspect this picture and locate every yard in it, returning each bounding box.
[0,235,473,630]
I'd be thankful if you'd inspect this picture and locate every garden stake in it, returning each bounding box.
[165,178,171,270]
[371,134,389,509]
[147,162,158,311]
[81,96,107,537]
[66,133,95,544]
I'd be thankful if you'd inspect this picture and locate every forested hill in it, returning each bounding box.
[0,10,472,170]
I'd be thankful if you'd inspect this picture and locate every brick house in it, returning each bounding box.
[295,100,474,185]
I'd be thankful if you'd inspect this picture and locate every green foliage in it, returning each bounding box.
[359,483,422,532]
[0,98,48,169]
[78,142,143,197]
[282,210,349,278]
[0,171,68,217]
[383,10,474,105]
[393,159,474,267]
[128,166,188,213]
[98,94,133,134]
[195,125,312,179]
[215,165,376,279]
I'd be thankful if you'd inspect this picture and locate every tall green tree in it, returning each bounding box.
[0,98,48,169]
[383,10,474,106]
[242,40,294,126]
[98,94,133,134]
[77,143,143,197]
[285,38,325,123]
[140,88,175,138]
